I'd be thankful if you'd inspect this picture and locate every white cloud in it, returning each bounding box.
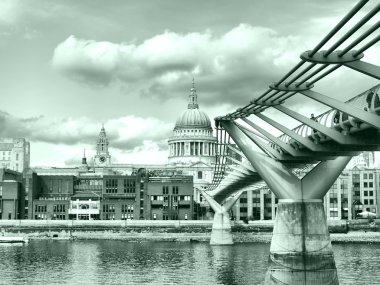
[51,24,309,105]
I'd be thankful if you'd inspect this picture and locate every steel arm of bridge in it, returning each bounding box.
[201,189,244,214]
[235,123,283,159]
[236,122,337,161]
[300,89,380,129]
[239,117,311,157]
[221,120,351,199]
[254,113,361,155]
[344,60,380,80]
[274,105,363,145]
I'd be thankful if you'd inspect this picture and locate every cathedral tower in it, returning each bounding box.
[94,124,111,166]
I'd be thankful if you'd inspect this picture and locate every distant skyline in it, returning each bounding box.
[0,0,379,166]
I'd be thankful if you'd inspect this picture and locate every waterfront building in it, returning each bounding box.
[232,159,380,221]
[0,168,25,219]
[0,138,30,172]
[27,169,194,220]
[146,175,194,220]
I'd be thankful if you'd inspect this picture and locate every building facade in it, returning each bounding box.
[27,169,194,220]
[232,163,380,221]
[0,169,25,219]
[0,138,30,172]
[146,176,194,220]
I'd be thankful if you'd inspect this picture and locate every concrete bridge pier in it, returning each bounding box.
[265,199,338,285]
[201,190,243,245]
[210,211,233,245]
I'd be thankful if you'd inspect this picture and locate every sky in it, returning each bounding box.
[0,0,379,167]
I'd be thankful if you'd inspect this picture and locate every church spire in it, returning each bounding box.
[188,78,199,109]
[82,148,87,165]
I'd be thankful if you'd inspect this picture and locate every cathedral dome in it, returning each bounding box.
[175,108,212,129]
[174,80,212,130]
[168,79,217,166]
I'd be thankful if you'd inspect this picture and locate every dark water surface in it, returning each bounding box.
[0,240,379,285]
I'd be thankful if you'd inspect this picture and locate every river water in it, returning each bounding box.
[0,240,379,285]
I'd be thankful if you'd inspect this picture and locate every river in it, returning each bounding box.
[0,240,379,284]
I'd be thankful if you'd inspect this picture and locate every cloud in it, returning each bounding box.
[52,25,309,105]
[52,20,379,112]
[0,110,172,151]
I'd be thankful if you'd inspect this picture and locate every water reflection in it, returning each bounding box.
[0,241,379,284]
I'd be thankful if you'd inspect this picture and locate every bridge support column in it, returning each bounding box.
[201,190,243,245]
[210,211,233,245]
[265,199,338,285]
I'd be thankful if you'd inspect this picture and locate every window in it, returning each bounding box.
[364,191,368,196]
[364,173,368,179]
[369,191,374,196]
[103,204,115,212]
[197,171,202,179]
[369,173,373,179]
[123,179,136,193]
[369,182,373,188]
[121,205,134,220]
[105,179,118,193]
[364,182,368,188]
[172,186,178,195]
[163,186,169,195]
[53,204,66,213]
[35,205,47,212]
[240,198,247,204]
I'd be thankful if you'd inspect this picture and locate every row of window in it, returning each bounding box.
[35,205,47,212]
[105,179,137,193]
[121,204,134,213]
[53,204,66,213]
[162,186,179,194]
[45,180,71,193]
[151,195,191,201]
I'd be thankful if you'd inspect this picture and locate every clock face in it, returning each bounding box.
[99,156,106,163]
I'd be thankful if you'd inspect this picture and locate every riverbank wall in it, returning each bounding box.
[0,219,379,243]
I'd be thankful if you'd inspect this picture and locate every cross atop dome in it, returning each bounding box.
[188,78,199,109]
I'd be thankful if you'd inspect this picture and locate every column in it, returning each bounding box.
[235,202,240,221]
[337,179,342,220]
[326,191,331,220]
[271,192,276,220]
[260,189,265,220]
[247,190,253,219]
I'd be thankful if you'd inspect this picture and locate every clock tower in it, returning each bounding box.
[94,124,111,166]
